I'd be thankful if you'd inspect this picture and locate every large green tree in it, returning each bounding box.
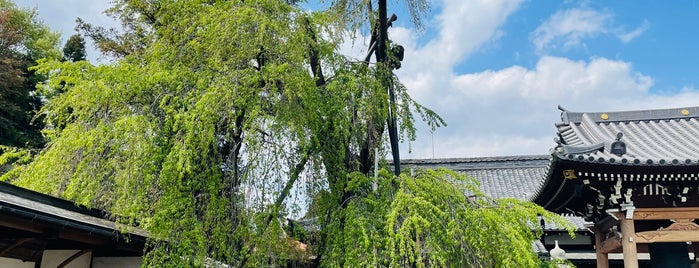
[2,1,570,267]
[0,0,60,148]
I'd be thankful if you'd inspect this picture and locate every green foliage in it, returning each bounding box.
[62,34,86,61]
[0,145,33,178]
[323,0,430,32]
[5,1,387,266]
[320,168,574,268]
[1,1,567,267]
[0,0,60,149]
[0,0,61,60]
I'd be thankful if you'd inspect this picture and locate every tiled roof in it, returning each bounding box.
[545,215,590,232]
[554,106,699,166]
[402,156,590,231]
[403,155,550,200]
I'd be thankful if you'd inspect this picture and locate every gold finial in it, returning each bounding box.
[601,113,609,120]
[681,109,690,116]
[563,169,577,180]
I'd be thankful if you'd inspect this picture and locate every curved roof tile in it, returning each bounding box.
[554,106,699,166]
[402,155,550,200]
[401,156,590,230]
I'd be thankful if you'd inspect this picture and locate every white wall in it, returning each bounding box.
[0,257,34,268]
[40,250,91,268]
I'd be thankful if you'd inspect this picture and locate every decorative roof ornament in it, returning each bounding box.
[550,240,566,260]
[557,132,626,157]
[608,132,626,157]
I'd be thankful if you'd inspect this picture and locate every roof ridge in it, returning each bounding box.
[561,106,699,124]
[401,154,551,164]
[452,165,549,170]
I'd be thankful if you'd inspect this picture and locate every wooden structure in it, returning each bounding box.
[0,181,147,268]
[533,106,699,267]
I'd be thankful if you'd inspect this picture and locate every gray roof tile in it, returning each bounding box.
[555,106,699,166]
[403,155,549,200]
[402,156,590,231]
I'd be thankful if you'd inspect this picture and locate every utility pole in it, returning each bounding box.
[377,0,401,176]
[363,0,402,177]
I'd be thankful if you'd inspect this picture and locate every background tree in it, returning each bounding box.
[0,0,60,149]
[1,1,569,267]
[62,34,86,62]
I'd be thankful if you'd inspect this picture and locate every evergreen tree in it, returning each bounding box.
[62,34,86,62]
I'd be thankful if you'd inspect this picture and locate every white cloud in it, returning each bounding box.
[530,7,612,53]
[403,52,699,158]
[395,2,654,146]
[400,52,699,159]
[393,0,525,103]
[530,6,650,53]
[408,133,553,159]
[617,20,649,43]
[451,56,653,101]
[356,0,612,160]
[389,1,695,159]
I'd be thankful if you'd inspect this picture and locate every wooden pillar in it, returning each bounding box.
[620,217,639,268]
[593,227,609,268]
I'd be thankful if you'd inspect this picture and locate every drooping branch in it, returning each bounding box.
[238,147,311,268]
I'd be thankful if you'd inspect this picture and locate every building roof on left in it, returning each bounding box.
[0,181,148,262]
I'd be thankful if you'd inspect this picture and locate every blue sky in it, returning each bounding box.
[14,0,699,159]
[468,1,699,93]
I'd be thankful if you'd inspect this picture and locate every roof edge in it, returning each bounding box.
[401,154,551,164]
[0,181,105,218]
[561,106,699,124]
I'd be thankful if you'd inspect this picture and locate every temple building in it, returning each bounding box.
[405,105,699,268]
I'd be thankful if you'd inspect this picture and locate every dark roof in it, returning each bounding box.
[0,182,149,238]
[533,106,699,222]
[402,155,589,231]
[0,181,148,261]
[403,155,550,200]
[554,106,699,166]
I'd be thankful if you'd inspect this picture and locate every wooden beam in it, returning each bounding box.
[636,230,699,243]
[634,218,699,243]
[593,227,609,268]
[633,207,699,220]
[0,217,45,233]
[620,217,639,268]
[0,238,34,257]
[58,230,109,246]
